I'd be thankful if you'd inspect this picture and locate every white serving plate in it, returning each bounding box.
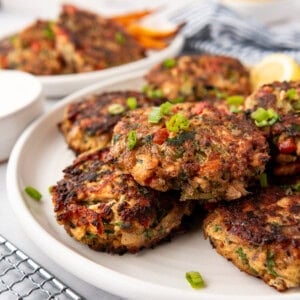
[7,71,299,300]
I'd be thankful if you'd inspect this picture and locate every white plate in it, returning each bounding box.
[7,71,299,300]
[1,26,183,98]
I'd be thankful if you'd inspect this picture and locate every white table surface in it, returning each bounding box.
[1,1,300,299]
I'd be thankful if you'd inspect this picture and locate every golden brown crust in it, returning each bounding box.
[245,81,300,176]
[110,102,269,201]
[56,5,145,73]
[58,91,162,154]
[51,148,194,254]
[203,186,300,291]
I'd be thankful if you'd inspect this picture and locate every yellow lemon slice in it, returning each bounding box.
[250,53,300,90]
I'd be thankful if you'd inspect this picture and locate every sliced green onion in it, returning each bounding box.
[160,101,173,115]
[108,103,125,115]
[286,88,297,100]
[185,271,205,289]
[163,58,176,68]
[148,107,162,124]
[142,85,149,93]
[171,96,185,103]
[260,173,268,188]
[214,89,227,99]
[127,130,137,150]
[251,107,269,122]
[147,89,163,99]
[226,95,244,106]
[44,22,54,39]
[292,182,300,191]
[126,97,137,110]
[166,113,190,133]
[25,186,42,201]
[292,101,300,110]
[115,32,126,44]
[148,102,173,124]
[229,105,240,113]
[251,107,279,127]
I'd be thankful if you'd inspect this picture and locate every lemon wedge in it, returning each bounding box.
[250,54,300,90]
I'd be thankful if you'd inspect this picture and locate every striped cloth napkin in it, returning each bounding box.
[170,0,300,64]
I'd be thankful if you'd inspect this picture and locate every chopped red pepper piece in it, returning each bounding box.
[192,102,207,115]
[31,41,41,52]
[153,128,169,145]
[278,138,297,154]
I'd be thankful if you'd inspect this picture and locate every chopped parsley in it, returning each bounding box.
[266,249,279,277]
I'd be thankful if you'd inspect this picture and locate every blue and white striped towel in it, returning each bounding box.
[170,0,300,64]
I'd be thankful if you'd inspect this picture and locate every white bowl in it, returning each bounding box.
[0,70,44,162]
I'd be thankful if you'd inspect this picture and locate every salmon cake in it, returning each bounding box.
[110,102,269,201]
[245,81,300,176]
[0,20,67,75]
[58,91,162,154]
[56,4,145,73]
[144,55,251,102]
[51,148,194,254]
[203,186,300,291]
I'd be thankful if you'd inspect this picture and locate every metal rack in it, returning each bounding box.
[0,235,82,299]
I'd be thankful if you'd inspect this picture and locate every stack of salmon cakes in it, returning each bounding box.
[51,54,300,292]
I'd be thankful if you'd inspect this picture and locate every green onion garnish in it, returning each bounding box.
[142,85,149,93]
[44,23,54,39]
[24,186,42,201]
[148,102,173,124]
[250,107,279,127]
[127,130,137,150]
[185,271,205,289]
[108,103,125,115]
[226,95,244,106]
[126,97,137,110]
[286,88,297,100]
[292,182,300,191]
[115,32,126,44]
[163,58,176,68]
[148,107,162,124]
[229,105,241,113]
[166,113,190,133]
[48,185,54,194]
[147,89,163,99]
[171,96,185,103]
[260,173,268,188]
[159,101,173,115]
[293,101,300,110]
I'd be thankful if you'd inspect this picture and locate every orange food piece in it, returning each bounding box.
[110,10,154,25]
[135,35,167,49]
[127,23,179,39]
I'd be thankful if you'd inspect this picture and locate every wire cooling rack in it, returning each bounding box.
[0,234,83,300]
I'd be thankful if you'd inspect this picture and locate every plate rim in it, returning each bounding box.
[6,71,298,300]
